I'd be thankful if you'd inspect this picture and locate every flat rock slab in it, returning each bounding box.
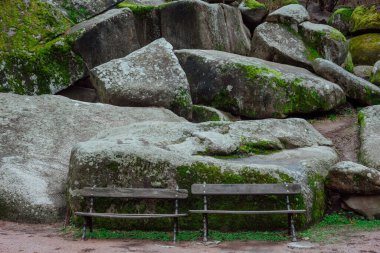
[176,49,345,119]
[0,94,184,222]
[67,118,339,229]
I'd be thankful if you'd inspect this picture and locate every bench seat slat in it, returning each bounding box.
[189,210,306,214]
[191,184,301,195]
[73,187,188,199]
[75,212,187,219]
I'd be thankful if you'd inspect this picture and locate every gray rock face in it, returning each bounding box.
[90,39,193,118]
[343,196,380,220]
[312,58,380,105]
[371,60,380,86]
[67,119,338,228]
[353,65,373,81]
[133,8,161,47]
[238,2,268,31]
[251,22,312,70]
[326,161,380,194]
[299,22,348,66]
[160,0,251,55]
[266,4,310,27]
[0,93,184,222]
[70,8,141,70]
[359,106,380,170]
[176,49,345,119]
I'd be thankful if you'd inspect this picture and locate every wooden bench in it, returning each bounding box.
[189,183,306,242]
[73,187,188,242]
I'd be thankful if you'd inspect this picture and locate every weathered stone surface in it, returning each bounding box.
[353,65,373,81]
[349,33,380,66]
[176,49,345,119]
[238,1,268,31]
[312,58,380,105]
[266,4,310,27]
[327,7,353,35]
[0,93,184,223]
[69,8,141,70]
[251,22,312,70]
[68,119,339,229]
[359,106,380,170]
[133,8,161,47]
[192,105,237,123]
[299,22,348,66]
[90,39,192,118]
[371,60,380,86]
[343,195,380,220]
[326,161,380,195]
[160,0,251,55]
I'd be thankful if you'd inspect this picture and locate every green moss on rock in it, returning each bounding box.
[351,5,380,33]
[349,33,380,66]
[192,105,223,122]
[0,0,84,94]
[244,0,266,9]
[117,1,155,15]
[328,7,353,25]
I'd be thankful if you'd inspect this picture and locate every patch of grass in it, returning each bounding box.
[300,213,380,243]
[327,113,337,121]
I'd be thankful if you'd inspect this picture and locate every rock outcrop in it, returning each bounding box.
[359,106,380,170]
[67,119,339,229]
[176,49,345,119]
[251,4,348,69]
[371,60,380,86]
[160,0,251,55]
[238,0,268,32]
[0,94,184,222]
[312,58,380,105]
[90,39,192,118]
[349,34,380,66]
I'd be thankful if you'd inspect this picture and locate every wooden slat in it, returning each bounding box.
[189,210,306,214]
[75,212,188,219]
[73,187,188,199]
[191,184,302,195]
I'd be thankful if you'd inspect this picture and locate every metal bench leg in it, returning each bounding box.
[82,218,87,240]
[173,217,179,243]
[203,214,208,242]
[289,214,297,242]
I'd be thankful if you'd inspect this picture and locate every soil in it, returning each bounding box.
[312,113,360,162]
[0,221,379,253]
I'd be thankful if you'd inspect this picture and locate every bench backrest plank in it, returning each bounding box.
[191,184,301,195]
[74,187,188,199]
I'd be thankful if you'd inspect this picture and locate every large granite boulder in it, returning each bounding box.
[312,58,380,105]
[266,4,310,28]
[350,6,380,34]
[353,65,373,81]
[160,0,251,55]
[90,39,192,118]
[69,8,141,70]
[343,196,380,220]
[238,0,268,31]
[349,34,380,66]
[67,119,339,229]
[326,161,380,195]
[299,22,348,66]
[327,7,353,35]
[359,106,380,170]
[251,22,312,70]
[175,49,345,119]
[0,94,184,223]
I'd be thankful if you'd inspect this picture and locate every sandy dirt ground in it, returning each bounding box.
[0,221,379,253]
[312,114,359,162]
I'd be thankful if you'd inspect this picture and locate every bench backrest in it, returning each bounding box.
[191,184,301,195]
[74,187,188,199]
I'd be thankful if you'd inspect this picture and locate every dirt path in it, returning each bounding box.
[312,113,359,162]
[1,221,379,253]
